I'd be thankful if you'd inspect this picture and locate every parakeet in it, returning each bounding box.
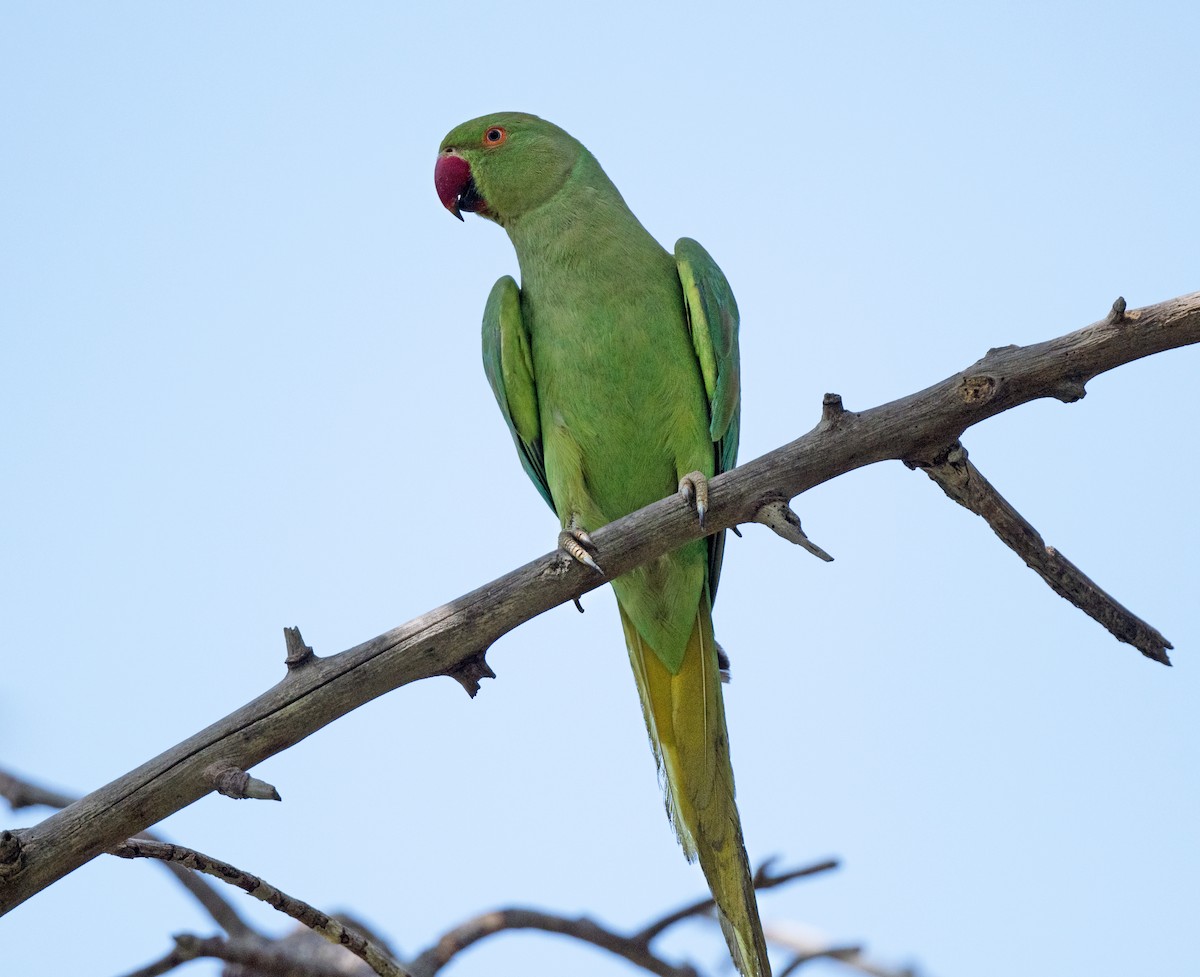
[435,113,768,977]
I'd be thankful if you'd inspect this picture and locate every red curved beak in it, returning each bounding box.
[435,153,472,221]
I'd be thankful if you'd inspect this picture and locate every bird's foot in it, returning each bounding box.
[678,471,710,529]
[558,525,604,575]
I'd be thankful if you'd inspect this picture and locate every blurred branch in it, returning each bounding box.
[776,945,913,977]
[911,440,1173,663]
[769,927,917,977]
[409,907,697,977]
[632,857,839,945]
[112,838,409,977]
[117,944,190,977]
[2,289,1197,914]
[409,858,837,977]
[0,769,74,810]
[776,945,864,977]
[2,767,864,977]
[118,933,369,977]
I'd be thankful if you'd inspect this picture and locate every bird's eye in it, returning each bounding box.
[484,126,507,146]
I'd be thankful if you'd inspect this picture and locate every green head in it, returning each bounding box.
[435,112,582,225]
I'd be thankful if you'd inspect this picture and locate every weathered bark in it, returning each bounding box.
[1,290,1196,916]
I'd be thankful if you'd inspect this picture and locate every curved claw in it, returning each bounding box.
[558,528,604,575]
[678,470,710,529]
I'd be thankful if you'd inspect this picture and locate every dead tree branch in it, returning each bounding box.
[409,908,696,977]
[911,441,1173,662]
[112,839,409,977]
[2,769,852,977]
[631,858,839,946]
[118,933,367,977]
[0,770,75,811]
[2,289,1196,916]
[408,858,839,977]
[775,946,865,977]
[775,945,912,977]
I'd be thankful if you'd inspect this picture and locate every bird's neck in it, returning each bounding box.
[505,150,666,290]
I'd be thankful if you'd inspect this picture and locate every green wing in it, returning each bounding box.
[481,275,554,510]
[675,238,741,602]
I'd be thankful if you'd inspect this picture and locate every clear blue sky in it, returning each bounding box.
[3,4,1197,976]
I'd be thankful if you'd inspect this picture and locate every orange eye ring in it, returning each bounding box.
[483,126,507,146]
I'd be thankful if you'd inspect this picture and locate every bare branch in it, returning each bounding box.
[768,927,917,977]
[6,760,867,977]
[111,839,409,977]
[409,858,839,977]
[633,857,840,945]
[776,945,865,977]
[116,945,189,977]
[120,933,369,977]
[407,907,699,977]
[2,290,1195,915]
[913,442,1173,663]
[0,769,75,811]
[2,770,860,977]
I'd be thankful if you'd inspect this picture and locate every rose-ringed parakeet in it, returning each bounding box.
[435,113,769,977]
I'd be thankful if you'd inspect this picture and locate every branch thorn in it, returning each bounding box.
[283,626,315,670]
[205,763,282,802]
[447,651,496,698]
[820,393,845,427]
[753,500,834,562]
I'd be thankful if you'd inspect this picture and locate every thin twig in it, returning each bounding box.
[768,929,917,977]
[409,858,839,977]
[151,846,256,941]
[776,944,864,977]
[407,907,699,977]
[913,441,1173,663]
[633,857,839,945]
[0,769,74,810]
[3,289,1196,914]
[116,946,189,977]
[119,933,367,977]
[111,839,410,977]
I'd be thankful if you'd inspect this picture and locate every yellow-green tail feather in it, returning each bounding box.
[619,600,771,977]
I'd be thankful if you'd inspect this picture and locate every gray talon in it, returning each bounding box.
[558,528,604,575]
[678,471,709,529]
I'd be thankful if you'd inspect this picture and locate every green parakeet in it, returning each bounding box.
[435,113,769,977]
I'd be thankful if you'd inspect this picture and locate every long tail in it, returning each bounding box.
[619,598,771,977]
